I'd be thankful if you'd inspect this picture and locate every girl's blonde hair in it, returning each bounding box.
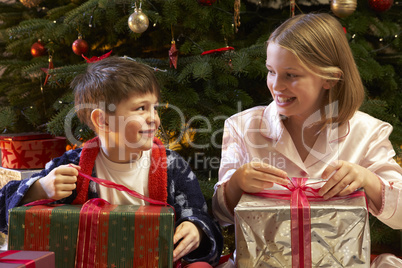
[268,13,365,125]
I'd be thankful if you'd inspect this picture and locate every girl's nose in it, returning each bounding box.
[272,76,286,91]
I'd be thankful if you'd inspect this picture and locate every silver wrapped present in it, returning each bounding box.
[235,179,370,268]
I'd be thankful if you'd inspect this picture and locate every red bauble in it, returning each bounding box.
[72,37,89,55]
[31,40,47,57]
[368,0,393,12]
[197,0,217,6]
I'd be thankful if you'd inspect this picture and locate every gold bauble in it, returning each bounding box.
[331,0,357,18]
[128,8,149,34]
[20,0,44,8]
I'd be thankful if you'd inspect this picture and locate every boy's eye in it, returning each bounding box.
[137,106,145,111]
[288,73,297,78]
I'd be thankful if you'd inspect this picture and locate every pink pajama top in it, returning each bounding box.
[212,103,402,229]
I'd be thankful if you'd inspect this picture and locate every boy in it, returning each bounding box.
[0,56,223,266]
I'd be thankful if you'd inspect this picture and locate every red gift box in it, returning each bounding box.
[0,133,66,169]
[0,250,55,268]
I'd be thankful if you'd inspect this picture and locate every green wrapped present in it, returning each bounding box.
[8,202,174,268]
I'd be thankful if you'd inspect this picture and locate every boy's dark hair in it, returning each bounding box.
[72,56,161,130]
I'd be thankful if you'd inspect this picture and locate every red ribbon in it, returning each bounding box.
[251,177,366,268]
[0,250,36,268]
[75,198,109,268]
[72,170,175,268]
[25,169,176,268]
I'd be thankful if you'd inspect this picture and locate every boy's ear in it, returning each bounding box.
[90,109,109,132]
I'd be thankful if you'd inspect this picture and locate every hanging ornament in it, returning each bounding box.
[331,0,357,18]
[41,55,60,86]
[368,0,393,12]
[31,40,47,57]
[128,2,149,34]
[290,0,295,17]
[169,41,178,69]
[20,0,43,8]
[234,0,241,33]
[72,35,89,56]
[197,0,217,6]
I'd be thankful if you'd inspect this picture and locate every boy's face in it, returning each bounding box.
[102,92,160,163]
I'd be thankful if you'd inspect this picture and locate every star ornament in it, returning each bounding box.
[169,41,178,69]
[41,55,60,86]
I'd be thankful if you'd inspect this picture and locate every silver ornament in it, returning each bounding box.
[128,8,149,33]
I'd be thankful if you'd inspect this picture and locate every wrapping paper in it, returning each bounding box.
[0,167,40,188]
[234,181,370,268]
[0,134,66,169]
[8,203,174,268]
[0,250,55,268]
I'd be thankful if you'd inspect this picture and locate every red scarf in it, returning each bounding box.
[72,137,168,204]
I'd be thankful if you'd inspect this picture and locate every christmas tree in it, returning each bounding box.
[0,0,401,255]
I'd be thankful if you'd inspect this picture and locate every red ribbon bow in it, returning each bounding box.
[251,177,366,268]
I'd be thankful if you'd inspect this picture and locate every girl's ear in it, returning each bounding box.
[90,109,109,133]
[324,72,342,90]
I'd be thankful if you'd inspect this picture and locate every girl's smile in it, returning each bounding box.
[266,42,330,123]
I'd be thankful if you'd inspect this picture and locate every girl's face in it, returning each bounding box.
[104,92,160,163]
[266,43,330,122]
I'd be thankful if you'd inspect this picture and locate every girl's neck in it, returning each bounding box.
[283,116,325,162]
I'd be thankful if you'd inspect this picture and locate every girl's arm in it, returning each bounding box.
[319,122,402,229]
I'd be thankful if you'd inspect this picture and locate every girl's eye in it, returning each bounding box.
[267,69,275,75]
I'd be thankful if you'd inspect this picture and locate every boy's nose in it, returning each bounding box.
[145,110,158,124]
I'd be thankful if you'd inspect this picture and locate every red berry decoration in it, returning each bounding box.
[368,0,393,12]
[31,40,47,57]
[197,0,217,6]
[72,36,89,56]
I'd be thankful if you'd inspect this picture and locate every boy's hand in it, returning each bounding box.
[38,164,80,200]
[173,221,202,262]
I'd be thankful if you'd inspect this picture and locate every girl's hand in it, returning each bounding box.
[38,164,80,200]
[233,161,288,193]
[318,160,377,199]
[173,221,202,262]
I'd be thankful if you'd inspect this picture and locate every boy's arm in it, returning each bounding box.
[20,164,80,204]
[167,150,223,266]
[0,149,82,234]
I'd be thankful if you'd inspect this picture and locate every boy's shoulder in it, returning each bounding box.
[44,147,83,169]
[165,148,186,164]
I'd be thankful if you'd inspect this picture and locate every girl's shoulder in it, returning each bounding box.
[352,111,392,129]
[227,105,269,121]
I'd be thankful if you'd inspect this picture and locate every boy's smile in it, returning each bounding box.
[101,92,160,163]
